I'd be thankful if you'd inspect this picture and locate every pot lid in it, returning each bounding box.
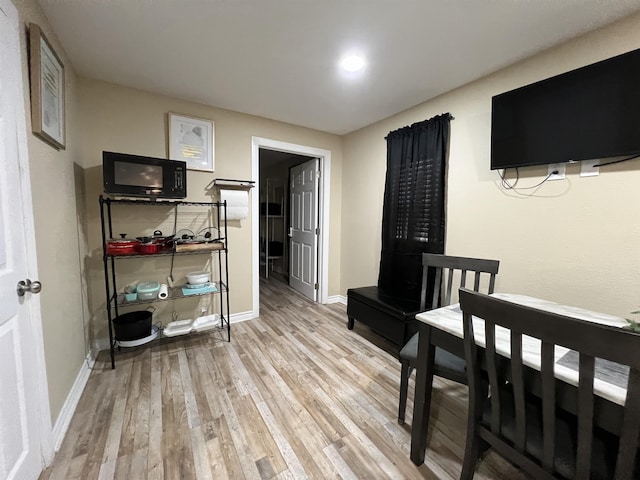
[109,233,139,243]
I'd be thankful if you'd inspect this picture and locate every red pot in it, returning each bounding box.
[137,242,160,254]
[106,235,139,255]
[136,230,174,253]
[152,230,174,251]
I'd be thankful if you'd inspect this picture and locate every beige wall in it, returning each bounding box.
[12,0,89,425]
[342,12,640,319]
[77,79,343,345]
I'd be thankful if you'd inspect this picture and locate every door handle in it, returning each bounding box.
[16,279,42,297]
[288,227,293,237]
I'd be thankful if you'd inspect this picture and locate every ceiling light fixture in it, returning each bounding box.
[339,54,366,73]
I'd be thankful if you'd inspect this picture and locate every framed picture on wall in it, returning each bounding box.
[28,23,65,150]
[168,112,214,172]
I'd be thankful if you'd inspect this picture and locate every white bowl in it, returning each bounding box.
[186,271,210,285]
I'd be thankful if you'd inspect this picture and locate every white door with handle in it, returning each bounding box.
[289,158,318,301]
[0,2,50,479]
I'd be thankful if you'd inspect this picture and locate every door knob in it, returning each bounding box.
[16,279,42,297]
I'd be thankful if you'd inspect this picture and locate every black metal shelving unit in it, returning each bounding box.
[99,195,231,368]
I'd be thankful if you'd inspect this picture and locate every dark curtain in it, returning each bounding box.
[377,113,451,302]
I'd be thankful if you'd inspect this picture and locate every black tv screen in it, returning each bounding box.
[491,48,640,170]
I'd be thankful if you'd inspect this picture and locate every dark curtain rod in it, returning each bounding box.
[386,112,454,139]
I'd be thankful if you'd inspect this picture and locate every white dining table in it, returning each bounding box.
[409,292,629,466]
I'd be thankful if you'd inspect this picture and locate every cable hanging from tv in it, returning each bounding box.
[591,153,640,168]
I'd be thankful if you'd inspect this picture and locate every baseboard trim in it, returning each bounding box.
[230,310,255,323]
[52,351,96,451]
[327,295,347,305]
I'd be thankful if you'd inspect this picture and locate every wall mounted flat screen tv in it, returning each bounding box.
[491,48,640,170]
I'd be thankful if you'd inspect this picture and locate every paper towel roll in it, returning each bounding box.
[220,189,248,220]
[158,283,169,299]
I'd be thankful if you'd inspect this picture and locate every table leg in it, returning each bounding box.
[410,324,436,465]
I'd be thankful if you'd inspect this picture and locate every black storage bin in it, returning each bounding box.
[113,310,152,341]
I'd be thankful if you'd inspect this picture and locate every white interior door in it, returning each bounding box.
[0,3,49,479]
[289,158,318,300]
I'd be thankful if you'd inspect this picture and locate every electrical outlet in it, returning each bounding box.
[547,163,566,181]
[580,159,600,177]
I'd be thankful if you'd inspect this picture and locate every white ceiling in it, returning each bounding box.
[38,0,640,135]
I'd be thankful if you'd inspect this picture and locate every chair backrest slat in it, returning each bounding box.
[510,330,527,452]
[428,268,444,310]
[488,274,496,294]
[459,269,467,290]
[420,265,429,310]
[576,354,596,478]
[445,267,454,305]
[540,341,556,472]
[463,309,486,442]
[484,321,501,433]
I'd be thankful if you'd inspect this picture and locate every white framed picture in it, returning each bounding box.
[28,23,65,150]
[168,112,214,172]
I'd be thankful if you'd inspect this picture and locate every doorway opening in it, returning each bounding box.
[251,137,331,317]
[258,150,308,285]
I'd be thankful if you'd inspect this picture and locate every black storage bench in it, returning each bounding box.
[346,286,421,350]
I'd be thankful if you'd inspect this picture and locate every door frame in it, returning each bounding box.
[251,137,331,316]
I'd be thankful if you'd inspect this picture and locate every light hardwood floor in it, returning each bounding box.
[40,277,530,479]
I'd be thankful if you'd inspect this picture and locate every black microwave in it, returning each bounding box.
[103,151,187,199]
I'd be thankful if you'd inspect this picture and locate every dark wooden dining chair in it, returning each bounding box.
[397,253,499,424]
[458,288,640,480]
